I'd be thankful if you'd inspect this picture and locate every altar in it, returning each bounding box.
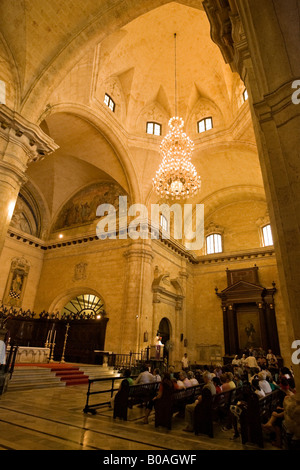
[7,346,50,364]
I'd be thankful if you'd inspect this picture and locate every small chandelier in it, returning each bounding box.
[153,34,201,200]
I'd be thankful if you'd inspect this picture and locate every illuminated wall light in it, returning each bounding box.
[59,234,63,239]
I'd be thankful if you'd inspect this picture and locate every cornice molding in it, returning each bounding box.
[0,104,59,163]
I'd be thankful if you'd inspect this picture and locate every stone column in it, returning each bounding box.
[203,0,300,428]
[0,105,58,255]
[121,239,153,354]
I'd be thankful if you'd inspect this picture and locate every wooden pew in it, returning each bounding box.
[154,384,203,430]
[241,389,284,448]
[113,381,160,420]
[194,388,236,438]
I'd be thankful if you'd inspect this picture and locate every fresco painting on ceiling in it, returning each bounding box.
[53,182,129,231]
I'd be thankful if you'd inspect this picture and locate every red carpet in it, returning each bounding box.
[14,363,89,385]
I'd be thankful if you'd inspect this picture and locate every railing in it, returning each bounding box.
[108,347,150,371]
[5,345,18,378]
[83,375,138,414]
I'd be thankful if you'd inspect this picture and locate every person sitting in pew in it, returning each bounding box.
[212,376,222,394]
[143,373,175,424]
[177,371,192,389]
[251,378,265,398]
[258,371,272,394]
[182,371,216,432]
[135,363,155,384]
[220,372,236,392]
[187,371,199,386]
[152,368,162,383]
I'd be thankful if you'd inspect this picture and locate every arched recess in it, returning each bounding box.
[157,317,172,362]
[62,293,105,320]
[9,178,51,239]
[47,286,105,317]
[38,103,140,204]
[152,272,184,364]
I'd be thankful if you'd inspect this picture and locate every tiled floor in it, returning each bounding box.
[0,373,279,451]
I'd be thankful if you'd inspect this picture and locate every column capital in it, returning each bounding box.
[123,240,154,263]
[203,0,249,77]
[0,104,59,163]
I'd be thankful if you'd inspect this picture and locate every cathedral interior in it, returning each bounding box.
[0,0,299,452]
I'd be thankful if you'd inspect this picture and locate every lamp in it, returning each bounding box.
[152,34,201,200]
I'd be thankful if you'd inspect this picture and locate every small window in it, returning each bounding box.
[104,93,115,112]
[160,214,168,232]
[147,122,162,136]
[243,89,248,102]
[198,117,213,134]
[206,233,222,254]
[262,224,273,247]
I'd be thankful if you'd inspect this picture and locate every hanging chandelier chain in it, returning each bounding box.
[174,32,177,117]
[152,34,201,200]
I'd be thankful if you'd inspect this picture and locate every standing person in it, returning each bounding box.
[244,353,259,370]
[266,349,278,370]
[232,355,240,366]
[181,353,189,372]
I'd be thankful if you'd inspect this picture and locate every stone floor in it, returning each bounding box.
[0,367,281,452]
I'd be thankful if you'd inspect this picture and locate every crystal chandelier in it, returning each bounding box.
[153,34,201,200]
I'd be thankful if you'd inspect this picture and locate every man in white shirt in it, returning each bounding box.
[244,353,258,369]
[135,364,155,384]
[181,353,189,371]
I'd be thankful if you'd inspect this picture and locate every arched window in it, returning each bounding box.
[198,117,213,133]
[262,224,273,247]
[146,121,162,136]
[62,294,105,320]
[206,233,222,254]
[160,214,168,232]
[104,93,115,112]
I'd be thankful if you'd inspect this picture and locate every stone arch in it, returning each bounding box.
[48,286,105,317]
[38,103,140,204]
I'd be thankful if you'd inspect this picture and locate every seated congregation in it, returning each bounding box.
[113,352,298,450]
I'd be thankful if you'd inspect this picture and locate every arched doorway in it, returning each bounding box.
[158,317,171,363]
